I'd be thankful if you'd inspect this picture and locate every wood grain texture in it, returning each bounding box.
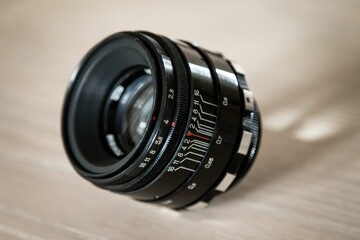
[0,0,359,239]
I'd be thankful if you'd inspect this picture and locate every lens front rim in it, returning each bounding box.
[62,32,163,176]
[92,32,192,192]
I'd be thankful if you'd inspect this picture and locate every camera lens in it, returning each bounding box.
[62,31,262,210]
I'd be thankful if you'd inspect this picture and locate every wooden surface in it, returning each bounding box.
[1,0,359,239]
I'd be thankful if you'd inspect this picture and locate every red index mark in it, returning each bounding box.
[187,131,210,141]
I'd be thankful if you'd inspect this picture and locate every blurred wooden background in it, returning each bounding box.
[0,0,359,239]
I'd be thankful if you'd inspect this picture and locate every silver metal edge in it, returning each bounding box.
[243,89,255,111]
[238,131,253,155]
[215,173,237,192]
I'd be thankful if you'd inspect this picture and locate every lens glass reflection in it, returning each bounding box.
[115,69,154,153]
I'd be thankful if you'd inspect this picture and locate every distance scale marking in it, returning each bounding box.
[131,89,218,201]
[157,47,243,209]
[169,90,217,174]
[186,70,261,208]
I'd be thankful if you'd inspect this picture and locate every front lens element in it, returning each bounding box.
[125,74,154,147]
[103,68,155,157]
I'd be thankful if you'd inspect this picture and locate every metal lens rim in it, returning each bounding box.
[62,33,161,175]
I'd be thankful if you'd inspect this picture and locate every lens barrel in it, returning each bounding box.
[62,31,261,210]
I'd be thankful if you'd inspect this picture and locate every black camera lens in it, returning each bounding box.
[62,31,261,210]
